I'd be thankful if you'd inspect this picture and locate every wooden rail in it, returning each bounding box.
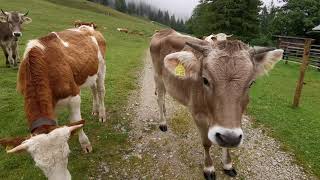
[279,41,320,69]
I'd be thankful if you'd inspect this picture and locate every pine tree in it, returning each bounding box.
[187,0,262,42]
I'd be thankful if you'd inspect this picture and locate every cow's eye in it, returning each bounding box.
[203,77,210,86]
[249,81,255,88]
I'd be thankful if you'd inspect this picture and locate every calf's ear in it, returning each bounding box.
[252,49,284,77]
[164,51,200,79]
[22,16,32,24]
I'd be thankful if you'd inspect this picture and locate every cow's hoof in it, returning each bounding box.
[82,144,93,153]
[159,124,167,132]
[203,171,216,180]
[224,168,237,177]
[99,117,106,123]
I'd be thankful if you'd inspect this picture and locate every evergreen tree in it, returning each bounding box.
[187,0,262,42]
[115,0,127,13]
[272,0,320,36]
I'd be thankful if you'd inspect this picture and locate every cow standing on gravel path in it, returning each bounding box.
[0,9,32,67]
[150,29,283,180]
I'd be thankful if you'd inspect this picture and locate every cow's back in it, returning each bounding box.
[19,27,106,101]
[150,29,203,76]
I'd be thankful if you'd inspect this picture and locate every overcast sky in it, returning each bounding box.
[134,0,285,19]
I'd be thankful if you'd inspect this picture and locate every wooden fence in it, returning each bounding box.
[278,40,320,69]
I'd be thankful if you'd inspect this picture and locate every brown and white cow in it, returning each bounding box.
[0,9,32,67]
[117,28,129,33]
[0,25,106,180]
[150,29,283,180]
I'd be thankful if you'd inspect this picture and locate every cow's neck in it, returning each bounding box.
[23,53,56,133]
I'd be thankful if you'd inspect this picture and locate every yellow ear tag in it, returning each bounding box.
[175,63,185,77]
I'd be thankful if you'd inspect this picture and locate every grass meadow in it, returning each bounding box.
[248,61,320,177]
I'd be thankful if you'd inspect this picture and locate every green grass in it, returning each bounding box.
[0,0,161,179]
[248,61,320,177]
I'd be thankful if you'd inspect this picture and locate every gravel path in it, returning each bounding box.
[124,52,317,180]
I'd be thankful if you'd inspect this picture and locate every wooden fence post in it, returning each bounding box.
[292,39,312,107]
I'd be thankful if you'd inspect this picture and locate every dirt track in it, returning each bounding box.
[120,52,317,180]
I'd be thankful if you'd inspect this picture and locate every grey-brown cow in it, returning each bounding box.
[150,29,283,180]
[0,10,32,67]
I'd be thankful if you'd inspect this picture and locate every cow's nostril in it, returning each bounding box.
[239,134,242,139]
[14,33,21,37]
[215,132,223,141]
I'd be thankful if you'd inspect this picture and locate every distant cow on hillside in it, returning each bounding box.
[0,26,107,180]
[74,20,97,29]
[0,9,32,67]
[117,28,129,33]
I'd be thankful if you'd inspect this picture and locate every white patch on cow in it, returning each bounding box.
[79,25,94,31]
[223,163,233,170]
[23,39,45,59]
[204,166,215,173]
[90,36,98,46]
[67,28,81,32]
[52,32,69,47]
[90,36,104,64]
[23,126,72,180]
[208,126,243,146]
[80,74,98,88]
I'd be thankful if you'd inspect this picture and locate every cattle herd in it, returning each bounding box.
[0,10,284,180]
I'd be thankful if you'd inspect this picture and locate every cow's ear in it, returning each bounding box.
[252,49,284,77]
[0,15,6,23]
[22,16,32,24]
[164,51,200,79]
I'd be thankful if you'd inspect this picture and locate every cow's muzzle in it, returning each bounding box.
[13,32,22,37]
[208,126,243,148]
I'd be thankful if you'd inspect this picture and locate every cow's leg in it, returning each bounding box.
[90,83,99,116]
[194,118,215,180]
[0,44,9,67]
[222,148,237,177]
[6,46,14,67]
[154,76,167,132]
[11,41,19,67]
[69,95,92,153]
[96,64,106,122]
[203,142,215,180]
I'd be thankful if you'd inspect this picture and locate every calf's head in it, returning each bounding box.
[164,40,283,148]
[0,124,83,180]
[0,9,32,37]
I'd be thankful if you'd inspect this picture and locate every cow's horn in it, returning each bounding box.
[249,47,275,57]
[186,41,211,56]
[23,10,29,16]
[1,9,7,16]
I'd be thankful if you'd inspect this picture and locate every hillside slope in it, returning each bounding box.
[0,0,162,179]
